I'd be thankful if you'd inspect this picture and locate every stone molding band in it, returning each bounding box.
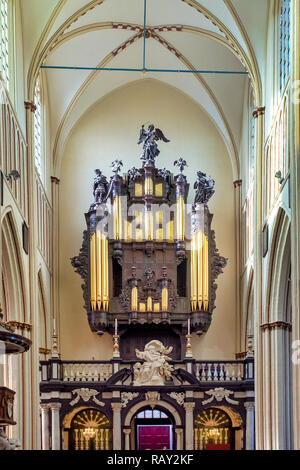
[260,321,292,331]
[252,106,266,118]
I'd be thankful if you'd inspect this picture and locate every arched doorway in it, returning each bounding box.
[194,408,233,450]
[132,406,174,450]
[69,408,112,450]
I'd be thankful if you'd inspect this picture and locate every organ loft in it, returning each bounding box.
[71,124,227,360]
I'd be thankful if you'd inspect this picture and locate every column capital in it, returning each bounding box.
[51,176,60,185]
[175,428,183,435]
[24,101,37,113]
[184,402,195,412]
[49,402,61,411]
[111,402,122,411]
[40,403,50,412]
[123,429,131,435]
[233,179,242,188]
[252,106,265,118]
[244,402,255,412]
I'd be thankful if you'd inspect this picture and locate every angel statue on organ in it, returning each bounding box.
[138,124,170,165]
[133,340,174,386]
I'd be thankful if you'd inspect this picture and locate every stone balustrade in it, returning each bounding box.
[62,363,113,382]
[194,361,252,382]
[40,358,253,383]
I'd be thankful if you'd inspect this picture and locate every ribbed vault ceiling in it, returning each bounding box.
[20,0,269,177]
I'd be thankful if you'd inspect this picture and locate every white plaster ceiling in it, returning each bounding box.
[20,0,269,177]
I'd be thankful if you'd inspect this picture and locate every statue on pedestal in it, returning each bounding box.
[91,169,109,208]
[133,340,174,386]
[194,171,215,205]
[138,124,170,165]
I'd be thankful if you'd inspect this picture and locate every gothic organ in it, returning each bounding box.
[72,125,227,358]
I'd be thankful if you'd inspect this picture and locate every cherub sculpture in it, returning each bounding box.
[133,340,174,386]
[111,159,123,174]
[194,171,215,205]
[138,124,170,164]
[174,157,188,174]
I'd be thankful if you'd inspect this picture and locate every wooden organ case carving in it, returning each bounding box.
[71,127,227,359]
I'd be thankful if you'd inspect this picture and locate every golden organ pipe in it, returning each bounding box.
[190,234,195,311]
[90,233,96,311]
[197,231,203,310]
[193,233,198,311]
[166,220,174,242]
[203,235,209,311]
[124,220,132,242]
[145,177,153,195]
[131,287,138,311]
[145,210,153,240]
[147,296,153,312]
[101,233,109,311]
[96,230,102,310]
[162,287,168,311]
[113,195,122,240]
[176,196,185,240]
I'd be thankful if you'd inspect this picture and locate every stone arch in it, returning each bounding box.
[1,210,27,323]
[124,400,182,427]
[266,207,291,323]
[210,405,243,428]
[1,209,28,445]
[62,405,112,450]
[263,206,292,449]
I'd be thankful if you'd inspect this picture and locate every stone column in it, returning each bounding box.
[40,404,50,450]
[233,179,242,354]
[244,402,255,450]
[184,403,195,450]
[112,402,122,450]
[50,403,61,450]
[123,428,131,450]
[252,105,265,450]
[291,0,300,450]
[51,177,60,351]
[175,428,183,450]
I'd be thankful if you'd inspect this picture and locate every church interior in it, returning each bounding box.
[0,0,299,451]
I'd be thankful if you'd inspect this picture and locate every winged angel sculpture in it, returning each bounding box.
[133,340,174,386]
[138,124,170,164]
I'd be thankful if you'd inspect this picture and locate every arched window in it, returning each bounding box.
[34,77,42,175]
[0,0,9,88]
[279,0,291,93]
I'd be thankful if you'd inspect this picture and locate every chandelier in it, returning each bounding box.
[83,427,96,439]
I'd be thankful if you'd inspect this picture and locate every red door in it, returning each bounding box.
[138,425,172,450]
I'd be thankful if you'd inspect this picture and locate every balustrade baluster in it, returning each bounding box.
[105,429,110,450]
[100,429,104,450]
[237,364,242,381]
[213,364,219,381]
[70,364,75,382]
[194,429,198,450]
[224,364,230,381]
[201,364,206,381]
[63,365,68,382]
[207,363,212,381]
[219,364,225,381]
